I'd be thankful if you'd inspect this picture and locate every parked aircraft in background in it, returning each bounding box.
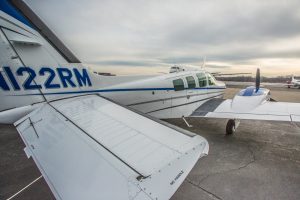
[286,75,300,88]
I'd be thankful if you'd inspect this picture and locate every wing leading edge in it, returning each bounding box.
[15,95,208,200]
[191,98,300,122]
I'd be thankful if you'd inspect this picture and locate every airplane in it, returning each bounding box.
[0,1,209,200]
[96,67,300,135]
[286,75,300,88]
[1,1,300,199]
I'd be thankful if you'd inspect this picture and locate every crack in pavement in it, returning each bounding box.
[195,143,257,185]
[186,179,223,200]
[184,144,257,200]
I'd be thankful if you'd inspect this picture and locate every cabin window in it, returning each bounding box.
[196,73,207,87]
[207,73,216,85]
[173,79,185,91]
[186,76,196,89]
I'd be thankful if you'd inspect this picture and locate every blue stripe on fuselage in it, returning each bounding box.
[12,87,226,96]
[0,0,34,29]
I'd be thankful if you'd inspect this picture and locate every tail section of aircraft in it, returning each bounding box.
[0,0,109,122]
[291,75,295,82]
[0,27,44,112]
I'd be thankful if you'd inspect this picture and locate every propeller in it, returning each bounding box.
[201,56,206,69]
[255,68,260,93]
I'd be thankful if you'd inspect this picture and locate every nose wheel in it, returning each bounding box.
[226,119,240,135]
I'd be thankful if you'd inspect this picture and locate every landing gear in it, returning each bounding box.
[182,116,193,128]
[226,119,240,135]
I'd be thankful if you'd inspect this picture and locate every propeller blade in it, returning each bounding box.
[201,56,206,69]
[255,68,260,92]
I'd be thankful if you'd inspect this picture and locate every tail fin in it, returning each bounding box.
[0,0,100,114]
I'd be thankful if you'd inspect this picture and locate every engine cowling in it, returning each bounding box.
[231,86,270,112]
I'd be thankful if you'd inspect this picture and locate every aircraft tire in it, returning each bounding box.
[226,119,236,135]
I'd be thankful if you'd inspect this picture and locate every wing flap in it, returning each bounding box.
[51,95,199,176]
[15,95,209,200]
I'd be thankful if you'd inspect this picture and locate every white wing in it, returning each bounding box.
[191,98,300,122]
[15,95,208,200]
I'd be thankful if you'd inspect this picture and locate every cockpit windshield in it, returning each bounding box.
[196,73,207,87]
[207,73,216,86]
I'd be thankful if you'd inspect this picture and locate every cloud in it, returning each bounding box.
[90,60,155,67]
[159,56,203,64]
[25,0,300,76]
[166,2,300,46]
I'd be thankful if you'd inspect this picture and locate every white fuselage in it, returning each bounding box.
[100,71,226,119]
[291,79,300,87]
[0,65,225,123]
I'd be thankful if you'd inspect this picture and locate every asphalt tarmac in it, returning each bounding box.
[1,86,300,200]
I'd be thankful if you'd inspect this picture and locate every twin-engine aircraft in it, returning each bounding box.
[93,67,300,134]
[1,1,300,200]
[0,1,209,200]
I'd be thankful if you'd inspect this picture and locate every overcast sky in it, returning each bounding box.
[25,0,300,76]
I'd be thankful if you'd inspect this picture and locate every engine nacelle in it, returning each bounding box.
[231,86,270,112]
